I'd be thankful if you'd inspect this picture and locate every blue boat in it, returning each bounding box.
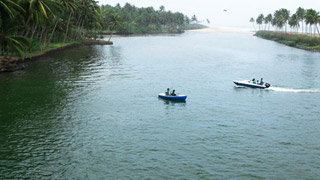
[158,93,187,100]
[233,80,270,89]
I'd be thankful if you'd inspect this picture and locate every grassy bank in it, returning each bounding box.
[255,31,320,52]
[0,40,112,73]
[0,42,80,73]
[24,41,82,59]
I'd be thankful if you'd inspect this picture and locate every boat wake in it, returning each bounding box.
[268,87,320,93]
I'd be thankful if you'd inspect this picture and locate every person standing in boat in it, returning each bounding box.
[260,78,263,85]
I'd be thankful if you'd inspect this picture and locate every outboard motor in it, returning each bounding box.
[265,83,270,88]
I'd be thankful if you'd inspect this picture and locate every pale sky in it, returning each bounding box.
[98,0,320,29]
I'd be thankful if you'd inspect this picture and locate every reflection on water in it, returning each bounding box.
[1,33,320,179]
[158,98,187,106]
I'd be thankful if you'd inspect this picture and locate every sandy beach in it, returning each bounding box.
[187,27,254,34]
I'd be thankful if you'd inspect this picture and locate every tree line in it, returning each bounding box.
[0,1,195,58]
[101,3,198,34]
[250,7,320,36]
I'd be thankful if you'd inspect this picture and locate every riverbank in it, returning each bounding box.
[255,31,320,52]
[0,40,113,73]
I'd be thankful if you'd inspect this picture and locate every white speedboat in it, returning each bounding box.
[233,80,270,89]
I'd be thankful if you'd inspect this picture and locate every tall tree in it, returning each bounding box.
[0,0,28,57]
[296,7,305,33]
[108,13,121,41]
[256,14,264,30]
[191,15,197,23]
[265,14,273,31]
[249,17,256,31]
[279,8,290,32]
[274,10,286,31]
[59,0,78,43]
[289,14,300,32]
[305,9,320,36]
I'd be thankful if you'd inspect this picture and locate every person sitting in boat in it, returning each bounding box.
[257,80,260,84]
[260,78,263,85]
[252,78,256,84]
[165,88,170,95]
[171,89,176,96]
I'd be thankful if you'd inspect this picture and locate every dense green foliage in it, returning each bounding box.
[255,31,320,51]
[251,7,320,36]
[0,1,198,58]
[101,3,197,34]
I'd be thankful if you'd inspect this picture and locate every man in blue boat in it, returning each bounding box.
[260,78,263,85]
[166,88,170,95]
[171,89,176,96]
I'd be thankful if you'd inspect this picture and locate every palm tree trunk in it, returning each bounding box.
[251,23,256,31]
[285,23,287,32]
[73,17,83,40]
[24,25,32,37]
[46,20,59,49]
[21,16,31,36]
[39,28,45,49]
[305,23,307,34]
[108,31,113,41]
[77,19,85,40]
[64,13,72,43]
[30,25,37,40]
[316,25,320,36]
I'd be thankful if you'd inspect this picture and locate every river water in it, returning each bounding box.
[1,32,320,179]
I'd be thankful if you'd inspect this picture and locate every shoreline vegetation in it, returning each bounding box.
[0,40,113,72]
[255,31,320,52]
[0,1,207,73]
[250,7,320,52]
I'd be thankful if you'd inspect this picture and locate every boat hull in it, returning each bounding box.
[158,93,187,100]
[233,80,269,89]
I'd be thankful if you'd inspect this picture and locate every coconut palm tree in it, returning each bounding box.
[75,0,99,40]
[256,14,264,31]
[59,0,78,43]
[289,14,300,32]
[279,8,290,32]
[249,17,256,31]
[296,7,305,33]
[108,13,121,41]
[0,0,29,57]
[265,14,273,31]
[0,0,24,18]
[305,9,320,36]
[273,10,286,31]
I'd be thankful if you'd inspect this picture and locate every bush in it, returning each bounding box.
[285,41,296,47]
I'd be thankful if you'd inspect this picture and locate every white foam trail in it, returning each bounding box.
[268,87,320,93]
